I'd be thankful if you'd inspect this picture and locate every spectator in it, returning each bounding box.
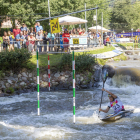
[20,23,27,32]
[2,31,9,50]
[8,31,14,50]
[62,29,70,52]
[79,28,82,35]
[76,28,80,35]
[72,28,76,35]
[36,31,43,52]
[13,24,20,37]
[55,32,60,52]
[28,27,36,37]
[15,31,24,49]
[40,29,43,35]
[47,30,55,51]
[28,33,36,52]
[82,29,86,36]
[35,22,43,33]
[23,31,28,48]
[43,31,49,52]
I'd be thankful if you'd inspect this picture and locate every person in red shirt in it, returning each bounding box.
[13,24,21,37]
[62,29,70,52]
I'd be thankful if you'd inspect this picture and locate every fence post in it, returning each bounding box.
[37,49,40,115]
[72,51,75,123]
[48,55,50,91]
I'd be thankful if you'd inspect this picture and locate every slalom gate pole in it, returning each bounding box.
[48,55,50,91]
[37,49,40,115]
[72,51,75,123]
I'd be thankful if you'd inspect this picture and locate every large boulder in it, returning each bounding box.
[102,65,115,78]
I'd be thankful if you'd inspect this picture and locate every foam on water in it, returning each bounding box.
[1,72,140,139]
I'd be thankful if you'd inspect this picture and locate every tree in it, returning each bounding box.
[109,0,140,32]
[0,0,110,31]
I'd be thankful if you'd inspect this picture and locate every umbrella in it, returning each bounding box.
[59,15,87,25]
[88,25,110,32]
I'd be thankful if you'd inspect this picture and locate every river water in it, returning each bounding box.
[0,61,140,140]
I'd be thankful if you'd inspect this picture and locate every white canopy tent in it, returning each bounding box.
[88,25,110,32]
[59,15,87,25]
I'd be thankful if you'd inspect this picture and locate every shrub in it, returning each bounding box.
[6,87,15,94]
[0,48,32,72]
[58,53,96,72]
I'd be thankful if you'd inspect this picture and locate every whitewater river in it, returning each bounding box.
[0,61,140,140]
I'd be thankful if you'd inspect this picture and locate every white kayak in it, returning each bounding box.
[101,109,134,122]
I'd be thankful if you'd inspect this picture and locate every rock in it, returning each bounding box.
[21,72,28,77]
[22,77,27,81]
[80,77,84,81]
[61,76,65,81]
[29,73,32,77]
[18,74,22,78]
[133,57,138,60]
[41,82,48,87]
[52,82,59,86]
[6,90,12,94]
[63,84,69,88]
[31,83,35,86]
[69,86,73,90]
[94,65,101,70]
[65,78,68,81]
[39,76,42,80]
[6,83,10,88]
[65,75,69,78]
[10,73,13,76]
[43,74,48,78]
[80,85,88,89]
[94,82,100,88]
[76,74,80,78]
[20,82,26,86]
[7,80,12,84]
[54,73,60,78]
[40,87,48,92]
[102,65,115,78]
[33,77,37,81]
[0,93,5,97]
[29,78,33,81]
[60,72,64,76]
[13,74,18,78]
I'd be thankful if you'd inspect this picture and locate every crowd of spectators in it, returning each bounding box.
[2,22,105,52]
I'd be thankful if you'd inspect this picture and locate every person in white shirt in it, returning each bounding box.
[99,88,125,114]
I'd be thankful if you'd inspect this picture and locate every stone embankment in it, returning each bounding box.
[0,65,102,97]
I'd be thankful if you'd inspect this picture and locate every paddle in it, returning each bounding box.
[98,70,108,117]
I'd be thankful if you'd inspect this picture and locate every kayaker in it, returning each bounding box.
[99,88,125,114]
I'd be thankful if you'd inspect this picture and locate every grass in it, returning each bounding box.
[75,46,115,55]
[97,53,127,65]
[117,43,140,49]
[0,37,3,43]
[29,53,62,69]
[113,53,127,61]
[28,46,123,69]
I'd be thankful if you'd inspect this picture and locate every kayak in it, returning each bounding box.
[101,109,134,122]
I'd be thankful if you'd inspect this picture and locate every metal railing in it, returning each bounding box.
[0,37,101,53]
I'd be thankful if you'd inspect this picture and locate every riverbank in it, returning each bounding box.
[0,46,128,97]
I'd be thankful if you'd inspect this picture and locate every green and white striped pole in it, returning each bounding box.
[72,51,75,123]
[37,49,40,115]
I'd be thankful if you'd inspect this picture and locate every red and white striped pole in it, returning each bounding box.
[48,55,50,91]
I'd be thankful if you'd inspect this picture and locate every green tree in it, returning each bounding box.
[109,0,140,32]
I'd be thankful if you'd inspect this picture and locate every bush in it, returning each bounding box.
[0,48,32,72]
[58,53,96,72]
